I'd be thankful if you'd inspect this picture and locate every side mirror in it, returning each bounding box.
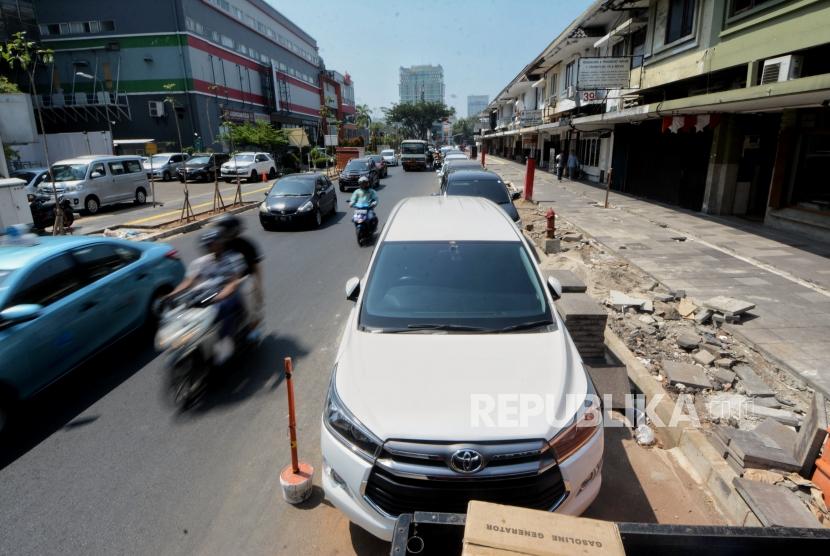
[511,190,521,201]
[345,277,360,301]
[546,277,563,300]
[264,191,269,196]
[90,171,103,179]
[0,304,42,327]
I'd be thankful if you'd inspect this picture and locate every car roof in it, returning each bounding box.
[446,169,504,182]
[12,168,49,174]
[0,236,113,271]
[55,155,141,164]
[385,196,519,242]
[277,173,318,181]
[444,159,481,167]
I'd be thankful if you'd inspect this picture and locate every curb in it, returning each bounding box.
[604,326,758,526]
[144,203,259,242]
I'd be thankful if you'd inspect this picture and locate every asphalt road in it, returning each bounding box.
[0,161,421,556]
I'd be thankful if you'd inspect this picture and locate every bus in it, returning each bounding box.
[400,140,432,171]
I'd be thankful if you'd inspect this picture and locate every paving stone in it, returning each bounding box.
[715,358,735,369]
[711,368,736,384]
[719,427,800,472]
[694,308,714,324]
[585,364,630,410]
[753,418,796,455]
[678,298,698,318]
[544,269,586,292]
[663,360,712,389]
[692,350,716,366]
[733,478,822,528]
[651,292,674,303]
[676,333,701,350]
[704,296,756,316]
[608,290,647,311]
[753,397,781,409]
[733,364,775,397]
[793,392,828,476]
[747,404,801,427]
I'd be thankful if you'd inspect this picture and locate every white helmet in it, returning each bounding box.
[358,176,369,187]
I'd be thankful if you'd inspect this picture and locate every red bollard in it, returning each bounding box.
[279,356,314,504]
[524,154,536,201]
[481,144,487,167]
[545,207,556,238]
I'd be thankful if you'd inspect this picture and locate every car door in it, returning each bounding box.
[123,159,147,200]
[255,154,269,176]
[106,160,129,203]
[72,242,146,336]
[0,253,97,396]
[323,176,336,211]
[315,176,333,213]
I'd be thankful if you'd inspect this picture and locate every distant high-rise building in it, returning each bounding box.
[467,95,489,117]
[399,65,445,104]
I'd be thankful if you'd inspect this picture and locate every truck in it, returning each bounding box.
[400,139,432,171]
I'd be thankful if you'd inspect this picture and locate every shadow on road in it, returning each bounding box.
[0,329,160,470]
[349,523,391,556]
[171,333,309,417]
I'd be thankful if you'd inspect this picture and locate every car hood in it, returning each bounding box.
[265,195,310,210]
[224,161,252,168]
[342,170,368,176]
[183,163,210,170]
[335,321,586,442]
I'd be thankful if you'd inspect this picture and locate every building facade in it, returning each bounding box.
[32,0,325,153]
[467,94,489,117]
[399,64,444,104]
[320,69,358,142]
[481,0,830,241]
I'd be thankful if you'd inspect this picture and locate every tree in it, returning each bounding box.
[384,101,454,140]
[0,32,61,232]
[355,104,372,129]
[452,117,477,144]
[162,82,184,153]
[220,121,287,153]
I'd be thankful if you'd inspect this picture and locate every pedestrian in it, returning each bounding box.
[555,151,564,181]
[567,150,579,180]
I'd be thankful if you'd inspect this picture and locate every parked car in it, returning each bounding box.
[259,172,338,230]
[221,152,277,183]
[176,153,230,183]
[437,154,475,179]
[39,155,150,215]
[367,154,388,178]
[321,195,603,541]
[0,235,185,434]
[145,153,189,182]
[442,169,521,223]
[339,158,379,191]
[438,158,483,187]
[10,168,50,196]
[380,149,398,167]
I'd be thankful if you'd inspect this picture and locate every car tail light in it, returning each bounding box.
[165,249,180,260]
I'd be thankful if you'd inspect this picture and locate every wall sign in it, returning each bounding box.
[577,57,631,90]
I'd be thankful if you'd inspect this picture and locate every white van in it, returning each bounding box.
[40,155,150,214]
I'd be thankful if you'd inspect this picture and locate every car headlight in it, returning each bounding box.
[64,184,78,192]
[324,368,382,462]
[298,200,314,212]
[259,202,270,214]
[548,379,602,462]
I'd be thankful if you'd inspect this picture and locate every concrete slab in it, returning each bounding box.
[608,290,648,311]
[711,368,736,384]
[663,360,712,389]
[720,427,800,471]
[793,392,828,476]
[544,269,586,293]
[746,403,801,427]
[585,364,630,410]
[753,418,796,455]
[733,364,775,397]
[704,296,756,317]
[692,350,716,366]
[733,478,821,528]
[676,333,701,350]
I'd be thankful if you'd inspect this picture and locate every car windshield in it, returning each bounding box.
[50,164,88,181]
[149,155,172,165]
[447,179,510,204]
[232,154,255,163]
[11,171,36,183]
[346,161,369,171]
[187,156,211,165]
[401,143,425,154]
[369,156,382,162]
[0,269,12,288]
[381,150,394,156]
[270,178,314,196]
[360,241,552,331]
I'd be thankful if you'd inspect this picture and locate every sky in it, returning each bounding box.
[270,0,594,118]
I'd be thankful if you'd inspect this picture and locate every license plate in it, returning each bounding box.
[279,216,288,222]
[355,209,368,215]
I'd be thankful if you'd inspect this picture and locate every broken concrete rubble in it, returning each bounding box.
[663,360,712,389]
[733,364,775,397]
[711,368,737,384]
[676,333,701,351]
[608,290,649,311]
[692,350,716,366]
[677,299,698,318]
[704,296,756,317]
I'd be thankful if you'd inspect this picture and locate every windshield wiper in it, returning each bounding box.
[382,323,489,333]
[497,320,554,333]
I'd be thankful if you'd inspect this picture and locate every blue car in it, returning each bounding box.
[0,235,185,432]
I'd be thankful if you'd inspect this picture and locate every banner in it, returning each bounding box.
[577,57,631,90]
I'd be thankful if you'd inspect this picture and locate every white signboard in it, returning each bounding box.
[577,57,631,90]
[0,94,37,144]
[324,134,338,146]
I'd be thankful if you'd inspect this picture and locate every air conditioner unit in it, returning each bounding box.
[148,100,165,117]
[760,55,802,85]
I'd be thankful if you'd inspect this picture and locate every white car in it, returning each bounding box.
[321,195,604,541]
[380,149,398,167]
[436,153,469,178]
[220,152,276,182]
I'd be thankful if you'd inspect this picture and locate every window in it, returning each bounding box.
[9,254,83,308]
[124,160,142,173]
[185,17,194,31]
[578,137,601,167]
[59,22,70,34]
[729,0,777,17]
[666,0,695,44]
[564,62,575,89]
[195,22,204,35]
[100,20,115,31]
[108,162,125,175]
[88,20,100,33]
[38,24,50,35]
[631,28,646,68]
[73,244,131,283]
[91,162,105,177]
[221,35,233,48]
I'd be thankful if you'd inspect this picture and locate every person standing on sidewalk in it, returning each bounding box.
[567,150,580,180]
[556,151,564,181]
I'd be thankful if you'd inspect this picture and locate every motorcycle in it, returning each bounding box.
[351,201,378,246]
[29,192,75,231]
[155,278,257,406]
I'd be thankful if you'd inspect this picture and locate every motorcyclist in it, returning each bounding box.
[348,176,379,226]
[165,228,245,365]
[212,213,263,337]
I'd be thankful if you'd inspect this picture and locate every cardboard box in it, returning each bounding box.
[463,501,625,556]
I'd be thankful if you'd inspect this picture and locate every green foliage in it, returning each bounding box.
[452,117,477,143]
[220,121,288,153]
[4,144,19,163]
[384,101,454,139]
[0,75,21,93]
[0,32,53,75]
[355,104,372,129]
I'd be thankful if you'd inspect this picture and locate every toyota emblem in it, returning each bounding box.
[449,449,483,473]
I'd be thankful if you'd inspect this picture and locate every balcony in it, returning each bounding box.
[35,91,131,124]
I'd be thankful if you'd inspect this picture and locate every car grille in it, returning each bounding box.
[364,439,567,517]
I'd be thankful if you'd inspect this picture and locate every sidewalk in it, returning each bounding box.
[486,156,830,395]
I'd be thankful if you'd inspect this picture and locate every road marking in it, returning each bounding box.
[124,185,271,225]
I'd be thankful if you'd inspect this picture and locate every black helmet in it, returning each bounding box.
[213,213,242,238]
[199,228,224,252]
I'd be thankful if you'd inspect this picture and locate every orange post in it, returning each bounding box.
[524,154,535,201]
[284,356,299,473]
[481,144,487,167]
[261,171,267,183]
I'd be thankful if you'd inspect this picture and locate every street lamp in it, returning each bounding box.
[76,71,113,146]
